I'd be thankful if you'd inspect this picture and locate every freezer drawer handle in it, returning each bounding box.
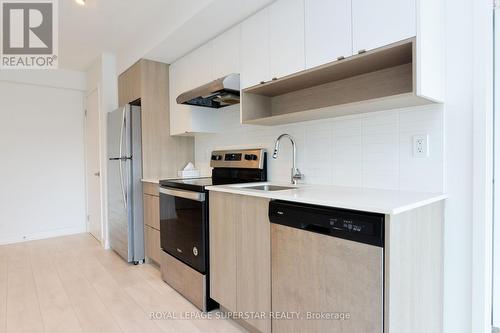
[159,187,206,202]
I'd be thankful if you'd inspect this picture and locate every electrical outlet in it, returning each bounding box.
[413,134,429,158]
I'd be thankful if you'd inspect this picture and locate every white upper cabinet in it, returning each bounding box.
[185,42,213,88]
[352,0,416,53]
[170,28,241,136]
[212,24,241,79]
[269,0,305,79]
[169,57,192,136]
[240,8,270,89]
[304,0,352,69]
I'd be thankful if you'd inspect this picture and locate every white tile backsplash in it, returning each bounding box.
[194,105,444,193]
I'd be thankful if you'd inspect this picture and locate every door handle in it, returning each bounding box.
[119,107,127,209]
[94,172,100,177]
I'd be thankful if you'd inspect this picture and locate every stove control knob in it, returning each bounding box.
[245,154,258,161]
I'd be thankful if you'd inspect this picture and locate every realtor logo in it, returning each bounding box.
[1,0,58,69]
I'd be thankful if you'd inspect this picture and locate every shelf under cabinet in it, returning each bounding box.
[241,38,437,126]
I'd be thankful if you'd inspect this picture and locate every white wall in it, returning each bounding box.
[86,53,118,249]
[0,69,87,244]
[195,105,444,193]
[443,0,475,331]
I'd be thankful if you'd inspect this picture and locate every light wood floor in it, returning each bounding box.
[0,233,247,333]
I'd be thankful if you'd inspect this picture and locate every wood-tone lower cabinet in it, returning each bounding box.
[209,191,271,333]
[143,193,160,230]
[209,191,238,310]
[143,182,161,266]
[236,195,271,333]
[144,225,161,265]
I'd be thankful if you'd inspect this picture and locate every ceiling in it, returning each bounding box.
[59,0,275,72]
[59,0,213,71]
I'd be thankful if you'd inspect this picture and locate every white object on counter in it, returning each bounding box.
[178,162,200,178]
[205,182,447,215]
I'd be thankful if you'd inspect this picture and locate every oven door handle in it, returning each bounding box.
[159,187,206,202]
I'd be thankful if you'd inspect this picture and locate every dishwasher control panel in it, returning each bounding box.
[269,200,384,247]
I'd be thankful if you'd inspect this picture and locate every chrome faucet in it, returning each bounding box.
[273,134,303,185]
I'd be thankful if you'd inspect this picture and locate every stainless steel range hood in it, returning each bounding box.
[176,73,240,108]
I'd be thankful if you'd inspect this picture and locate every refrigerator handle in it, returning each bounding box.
[119,107,127,209]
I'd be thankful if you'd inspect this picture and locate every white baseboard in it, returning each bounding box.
[0,225,87,245]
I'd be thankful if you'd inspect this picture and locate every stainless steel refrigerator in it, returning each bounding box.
[107,104,144,264]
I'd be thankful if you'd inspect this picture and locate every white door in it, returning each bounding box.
[352,0,416,53]
[85,88,103,242]
[305,0,352,69]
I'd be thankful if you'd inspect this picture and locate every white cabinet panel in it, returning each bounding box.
[240,8,270,89]
[305,0,352,69]
[169,58,192,135]
[186,42,213,88]
[212,24,241,79]
[269,0,305,79]
[352,0,416,52]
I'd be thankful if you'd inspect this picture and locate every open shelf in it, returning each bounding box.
[241,38,435,125]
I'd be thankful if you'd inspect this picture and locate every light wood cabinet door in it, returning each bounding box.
[144,225,162,265]
[118,61,141,106]
[143,182,159,197]
[143,193,160,231]
[269,0,305,79]
[305,0,352,69]
[209,191,238,311]
[352,0,416,53]
[236,196,271,333]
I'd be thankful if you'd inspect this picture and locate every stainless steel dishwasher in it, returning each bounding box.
[269,200,384,333]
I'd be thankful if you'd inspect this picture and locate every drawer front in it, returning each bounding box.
[143,182,159,196]
[144,225,162,265]
[143,194,160,230]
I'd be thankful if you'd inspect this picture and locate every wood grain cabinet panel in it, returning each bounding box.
[143,194,160,231]
[144,225,161,265]
[209,192,271,333]
[236,196,271,333]
[143,182,159,197]
[118,62,142,107]
[209,191,238,311]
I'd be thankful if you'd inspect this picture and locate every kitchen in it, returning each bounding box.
[0,0,496,333]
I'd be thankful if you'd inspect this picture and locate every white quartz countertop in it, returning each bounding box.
[206,182,447,215]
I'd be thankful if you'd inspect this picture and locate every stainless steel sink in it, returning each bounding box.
[244,185,295,191]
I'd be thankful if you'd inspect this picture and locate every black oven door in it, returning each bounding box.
[159,187,207,274]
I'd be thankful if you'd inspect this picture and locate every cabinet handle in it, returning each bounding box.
[337,56,345,61]
[358,49,366,54]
